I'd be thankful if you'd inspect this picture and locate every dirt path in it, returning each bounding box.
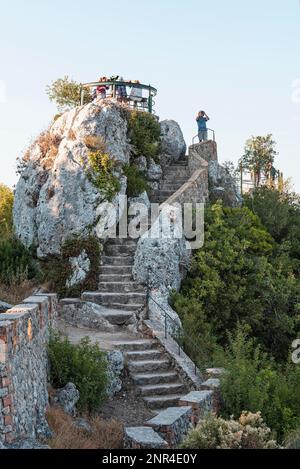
[57,318,140,351]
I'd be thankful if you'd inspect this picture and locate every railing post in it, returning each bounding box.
[148,87,152,114]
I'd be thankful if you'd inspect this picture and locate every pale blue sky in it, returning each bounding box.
[0,0,300,190]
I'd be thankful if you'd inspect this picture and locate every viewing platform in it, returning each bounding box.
[80,80,158,114]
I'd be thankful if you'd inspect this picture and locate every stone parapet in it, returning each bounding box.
[0,294,57,444]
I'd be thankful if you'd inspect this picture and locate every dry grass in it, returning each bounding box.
[0,279,36,306]
[46,406,124,449]
[84,135,106,151]
[37,131,62,170]
[68,129,76,141]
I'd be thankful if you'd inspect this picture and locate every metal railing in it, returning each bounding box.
[148,292,203,376]
[192,128,216,145]
[80,80,158,114]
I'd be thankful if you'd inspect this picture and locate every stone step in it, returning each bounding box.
[102,256,134,266]
[101,310,134,325]
[108,238,138,246]
[146,406,193,447]
[105,244,137,256]
[143,394,184,409]
[101,302,144,312]
[132,371,178,386]
[82,292,146,305]
[99,265,133,275]
[99,274,133,283]
[112,340,158,351]
[125,349,163,361]
[160,184,185,191]
[128,359,170,373]
[98,282,145,293]
[155,190,175,196]
[124,426,168,449]
[139,382,186,396]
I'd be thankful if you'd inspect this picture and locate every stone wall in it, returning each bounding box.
[0,294,57,444]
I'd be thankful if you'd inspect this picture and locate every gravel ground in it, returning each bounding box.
[99,374,155,426]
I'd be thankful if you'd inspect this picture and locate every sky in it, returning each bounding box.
[0,0,300,191]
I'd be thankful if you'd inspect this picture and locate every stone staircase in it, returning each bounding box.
[82,237,147,326]
[112,338,189,413]
[151,157,190,204]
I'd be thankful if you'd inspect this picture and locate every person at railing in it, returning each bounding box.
[129,80,143,108]
[95,76,109,99]
[196,110,210,142]
[116,77,127,102]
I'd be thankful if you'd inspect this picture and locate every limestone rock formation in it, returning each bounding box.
[66,250,91,289]
[160,120,186,165]
[59,300,117,332]
[13,100,130,258]
[55,383,80,416]
[209,161,242,208]
[106,350,124,397]
[133,204,191,326]
[0,300,12,312]
[133,205,191,292]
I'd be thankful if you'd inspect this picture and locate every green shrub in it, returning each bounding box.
[174,202,299,362]
[41,235,102,298]
[0,238,38,284]
[170,294,220,370]
[86,149,121,201]
[123,164,149,197]
[46,76,92,112]
[181,412,278,449]
[0,184,14,241]
[127,110,161,161]
[219,327,300,441]
[49,331,108,412]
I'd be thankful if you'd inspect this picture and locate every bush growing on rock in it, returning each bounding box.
[46,76,92,111]
[123,164,149,197]
[41,235,102,298]
[127,110,161,161]
[181,412,278,449]
[85,149,121,202]
[49,332,108,412]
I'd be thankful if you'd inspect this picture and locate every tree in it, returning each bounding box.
[0,183,14,240]
[46,76,91,112]
[240,135,277,187]
[244,187,300,273]
[172,202,299,362]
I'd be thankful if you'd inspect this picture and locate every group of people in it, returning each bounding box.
[93,75,145,106]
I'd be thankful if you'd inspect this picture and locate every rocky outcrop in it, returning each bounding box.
[209,160,242,208]
[54,383,80,417]
[59,300,117,332]
[106,350,124,397]
[66,250,91,289]
[133,205,191,326]
[0,300,12,312]
[13,100,130,258]
[160,120,186,165]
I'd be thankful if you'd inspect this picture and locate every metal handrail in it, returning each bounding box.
[192,128,215,145]
[148,292,202,376]
[79,80,157,114]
